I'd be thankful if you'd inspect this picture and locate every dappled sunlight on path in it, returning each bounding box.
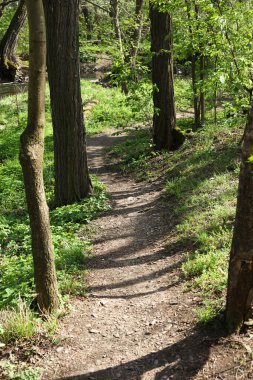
[40,131,230,380]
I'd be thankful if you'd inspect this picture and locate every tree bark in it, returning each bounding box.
[185,0,203,130]
[192,52,201,130]
[226,106,253,333]
[0,0,27,81]
[129,0,144,70]
[110,0,124,59]
[200,54,205,126]
[43,0,92,207]
[150,3,176,151]
[81,4,93,40]
[19,0,59,314]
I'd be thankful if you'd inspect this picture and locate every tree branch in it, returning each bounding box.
[81,0,109,14]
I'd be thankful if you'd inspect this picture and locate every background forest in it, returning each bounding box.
[1,0,253,378]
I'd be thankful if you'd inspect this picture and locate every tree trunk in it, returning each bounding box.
[226,106,253,333]
[185,0,202,130]
[129,0,144,71]
[110,0,124,59]
[43,0,92,207]
[192,52,201,130]
[150,3,176,151]
[19,0,59,314]
[81,4,93,40]
[200,54,205,127]
[0,0,27,81]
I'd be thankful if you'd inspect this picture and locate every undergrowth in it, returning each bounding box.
[0,85,110,351]
[81,79,153,134]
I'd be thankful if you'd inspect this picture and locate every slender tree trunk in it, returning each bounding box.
[109,0,128,93]
[110,0,124,59]
[214,56,218,126]
[0,0,27,81]
[200,54,205,126]
[129,0,144,71]
[19,0,59,314]
[185,0,202,130]
[43,0,92,207]
[226,106,253,333]
[191,53,201,130]
[81,4,93,40]
[214,87,217,126]
[150,3,176,151]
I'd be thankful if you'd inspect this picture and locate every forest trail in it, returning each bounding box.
[40,131,245,380]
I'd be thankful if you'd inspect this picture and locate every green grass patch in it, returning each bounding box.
[82,79,153,135]
[108,128,154,180]
[81,76,191,136]
[0,87,110,317]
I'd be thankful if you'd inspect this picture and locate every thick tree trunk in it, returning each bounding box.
[0,0,27,81]
[150,4,176,151]
[226,106,253,333]
[43,0,92,207]
[19,0,59,314]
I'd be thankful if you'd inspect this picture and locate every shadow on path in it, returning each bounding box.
[59,322,225,380]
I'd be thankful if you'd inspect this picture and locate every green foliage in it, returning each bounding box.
[174,77,192,111]
[196,300,221,323]
[108,128,154,180]
[164,119,241,318]
[106,59,150,89]
[107,75,196,178]
[0,89,110,311]
[0,360,42,380]
[82,80,153,134]
[0,4,29,59]
[0,6,16,40]
[0,300,37,344]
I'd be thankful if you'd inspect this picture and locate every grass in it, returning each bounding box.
[81,79,153,135]
[0,300,37,345]
[108,102,245,321]
[0,83,113,345]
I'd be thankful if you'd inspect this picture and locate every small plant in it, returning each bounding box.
[58,273,88,297]
[43,315,59,338]
[0,300,38,344]
[108,128,154,180]
[196,301,221,323]
[0,361,42,380]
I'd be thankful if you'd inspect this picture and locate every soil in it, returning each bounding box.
[39,131,253,380]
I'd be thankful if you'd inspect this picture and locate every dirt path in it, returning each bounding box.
[40,131,252,380]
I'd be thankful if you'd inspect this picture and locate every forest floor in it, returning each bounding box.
[39,130,253,380]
